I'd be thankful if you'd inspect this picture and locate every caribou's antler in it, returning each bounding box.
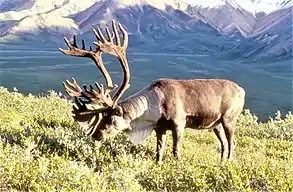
[59,34,117,107]
[93,20,130,107]
[71,97,105,136]
[63,78,83,97]
[60,20,130,108]
[63,78,116,107]
[60,20,130,138]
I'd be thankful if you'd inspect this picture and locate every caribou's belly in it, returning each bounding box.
[185,115,221,129]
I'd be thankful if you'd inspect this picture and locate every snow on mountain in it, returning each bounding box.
[186,2,256,36]
[253,0,292,14]
[230,6,292,60]
[253,6,292,35]
[0,0,189,39]
[0,0,291,37]
[0,0,35,12]
[0,0,102,40]
[0,0,101,19]
[185,0,293,36]
[185,0,225,8]
[0,0,184,21]
[0,0,291,59]
[186,0,292,15]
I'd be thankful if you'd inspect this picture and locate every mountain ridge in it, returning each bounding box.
[0,0,292,60]
[0,0,291,37]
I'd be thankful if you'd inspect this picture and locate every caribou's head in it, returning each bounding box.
[59,20,131,140]
[93,105,130,140]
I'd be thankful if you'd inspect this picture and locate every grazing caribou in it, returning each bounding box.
[60,20,245,163]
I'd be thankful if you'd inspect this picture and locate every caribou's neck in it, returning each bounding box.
[118,86,163,145]
[119,93,149,121]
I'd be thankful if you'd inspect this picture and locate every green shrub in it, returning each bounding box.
[0,87,292,191]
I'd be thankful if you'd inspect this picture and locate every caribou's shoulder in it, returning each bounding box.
[150,78,182,89]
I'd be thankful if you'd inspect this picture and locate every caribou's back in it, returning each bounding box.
[152,78,245,129]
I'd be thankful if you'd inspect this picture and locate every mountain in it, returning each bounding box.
[228,6,292,60]
[0,0,292,60]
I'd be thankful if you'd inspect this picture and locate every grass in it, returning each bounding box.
[0,87,293,191]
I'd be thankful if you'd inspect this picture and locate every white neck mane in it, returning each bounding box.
[119,86,163,145]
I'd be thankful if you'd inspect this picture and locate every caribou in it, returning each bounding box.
[60,20,245,163]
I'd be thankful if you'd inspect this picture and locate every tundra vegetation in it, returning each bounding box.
[0,87,293,191]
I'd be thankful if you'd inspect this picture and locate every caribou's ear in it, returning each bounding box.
[113,106,123,116]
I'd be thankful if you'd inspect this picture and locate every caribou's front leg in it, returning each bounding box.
[172,124,185,160]
[155,129,167,163]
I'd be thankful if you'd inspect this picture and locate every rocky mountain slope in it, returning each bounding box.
[0,0,292,59]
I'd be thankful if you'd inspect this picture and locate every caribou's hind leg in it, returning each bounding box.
[222,120,235,160]
[222,109,242,160]
[213,125,228,163]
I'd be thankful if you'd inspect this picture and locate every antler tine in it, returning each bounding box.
[106,27,115,43]
[95,82,116,96]
[59,37,72,55]
[118,23,129,49]
[97,28,107,43]
[59,36,92,57]
[112,20,121,46]
[105,83,118,95]
[84,84,100,98]
[82,39,86,50]
[95,82,104,93]
[63,78,83,97]
[80,83,114,107]
[73,35,77,47]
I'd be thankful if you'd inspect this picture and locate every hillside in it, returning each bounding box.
[0,87,293,191]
